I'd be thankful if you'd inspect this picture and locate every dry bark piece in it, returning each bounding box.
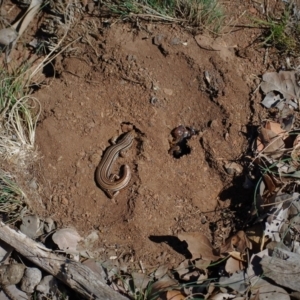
[36,275,58,294]
[251,278,290,300]
[178,232,219,261]
[260,248,300,292]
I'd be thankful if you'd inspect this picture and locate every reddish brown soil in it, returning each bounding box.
[2,0,288,269]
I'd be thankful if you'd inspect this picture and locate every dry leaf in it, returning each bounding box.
[194,258,211,270]
[178,232,219,261]
[225,256,244,274]
[131,272,151,292]
[261,70,300,102]
[166,290,186,300]
[228,251,246,261]
[149,275,178,298]
[221,231,252,254]
[154,265,169,280]
[262,173,277,194]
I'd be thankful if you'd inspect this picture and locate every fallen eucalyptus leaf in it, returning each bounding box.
[261,91,282,108]
[221,231,252,254]
[178,232,219,261]
[166,290,186,300]
[131,272,151,292]
[219,271,249,293]
[261,70,300,103]
[149,274,178,298]
[154,265,168,280]
[225,256,244,274]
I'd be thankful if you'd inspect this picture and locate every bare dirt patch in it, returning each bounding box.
[4,1,276,269]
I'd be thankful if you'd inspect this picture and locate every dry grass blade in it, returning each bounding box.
[0,69,40,165]
[0,170,27,222]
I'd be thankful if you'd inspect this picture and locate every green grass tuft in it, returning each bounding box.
[254,9,299,53]
[102,0,225,33]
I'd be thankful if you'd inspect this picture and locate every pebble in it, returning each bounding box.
[61,196,69,205]
[20,268,42,294]
[87,2,95,13]
[28,179,38,190]
[36,275,58,294]
[163,88,173,96]
[224,162,243,175]
[170,37,181,45]
[153,34,164,46]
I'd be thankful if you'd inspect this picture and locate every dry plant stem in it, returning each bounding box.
[0,223,128,300]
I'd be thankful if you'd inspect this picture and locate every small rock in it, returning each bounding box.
[126,54,136,62]
[83,259,107,281]
[28,179,38,190]
[89,153,100,166]
[101,54,110,62]
[153,34,164,46]
[20,268,42,294]
[201,215,207,224]
[87,2,95,13]
[170,37,181,45]
[0,264,26,285]
[44,217,55,233]
[163,88,173,96]
[84,231,99,247]
[20,215,43,239]
[0,27,18,46]
[61,196,69,205]
[0,285,29,300]
[224,162,243,175]
[36,275,58,294]
[209,120,218,128]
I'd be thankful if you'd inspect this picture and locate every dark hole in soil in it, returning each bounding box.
[168,125,197,159]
